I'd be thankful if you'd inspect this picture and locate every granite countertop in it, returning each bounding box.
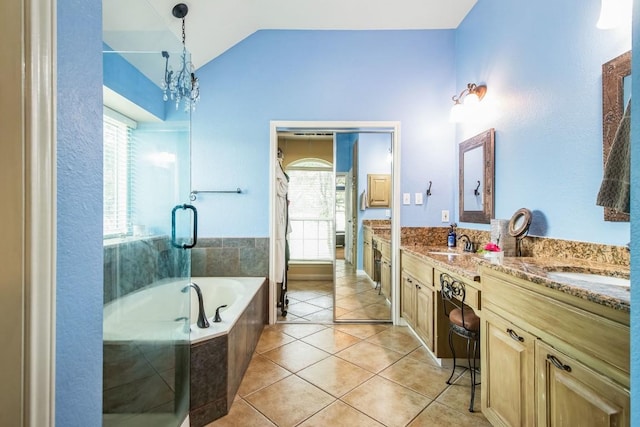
[478,257,630,313]
[400,245,482,282]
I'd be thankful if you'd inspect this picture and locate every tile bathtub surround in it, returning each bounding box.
[103,236,189,304]
[207,323,490,427]
[192,238,269,277]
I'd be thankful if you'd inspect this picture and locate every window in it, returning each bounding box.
[286,159,334,261]
[103,111,134,237]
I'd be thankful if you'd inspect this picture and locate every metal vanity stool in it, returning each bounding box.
[372,240,382,294]
[440,272,481,412]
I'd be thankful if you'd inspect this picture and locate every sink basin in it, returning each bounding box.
[546,272,630,287]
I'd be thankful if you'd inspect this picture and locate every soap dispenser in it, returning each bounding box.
[447,223,457,248]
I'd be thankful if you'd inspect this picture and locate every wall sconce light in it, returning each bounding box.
[597,0,632,29]
[450,83,487,123]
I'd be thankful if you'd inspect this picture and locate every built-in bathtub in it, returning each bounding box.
[102,276,268,427]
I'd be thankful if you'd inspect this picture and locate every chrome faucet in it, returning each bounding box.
[458,234,475,253]
[182,283,210,328]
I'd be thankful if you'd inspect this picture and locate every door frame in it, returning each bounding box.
[269,121,401,325]
[1,0,57,424]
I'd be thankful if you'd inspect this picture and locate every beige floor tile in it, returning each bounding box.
[332,323,390,340]
[244,375,335,427]
[365,326,421,354]
[262,340,331,373]
[205,398,276,427]
[305,294,334,309]
[436,372,484,415]
[334,295,369,311]
[297,400,384,427]
[336,341,405,373]
[236,354,292,397]
[255,328,296,353]
[408,401,491,427]
[297,356,374,397]
[342,376,431,427]
[302,309,334,322]
[406,345,440,366]
[277,323,328,339]
[286,301,325,317]
[286,290,325,302]
[379,355,464,399]
[301,328,361,354]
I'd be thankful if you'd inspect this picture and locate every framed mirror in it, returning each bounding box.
[459,128,495,223]
[601,50,631,222]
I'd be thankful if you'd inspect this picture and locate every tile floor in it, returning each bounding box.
[278,260,391,322]
[207,323,490,426]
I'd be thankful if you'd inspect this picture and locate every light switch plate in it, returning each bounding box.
[441,210,450,222]
[415,192,423,205]
[403,193,411,205]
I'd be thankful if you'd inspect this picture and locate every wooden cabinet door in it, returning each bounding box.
[415,284,434,350]
[535,340,629,427]
[363,240,372,279]
[381,258,391,301]
[401,272,416,327]
[367,174,391,207]
[481,310,536,427]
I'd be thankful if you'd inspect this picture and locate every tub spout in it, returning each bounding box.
[183,283,210,329]
[214,305,228,323]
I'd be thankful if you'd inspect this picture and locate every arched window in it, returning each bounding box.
[286,158,334,261]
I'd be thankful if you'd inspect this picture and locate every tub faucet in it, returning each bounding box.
[214,305,228,323]
[458,234,475,253]
[183,283,209,329]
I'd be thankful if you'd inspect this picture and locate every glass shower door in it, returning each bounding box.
[102,49,193,427]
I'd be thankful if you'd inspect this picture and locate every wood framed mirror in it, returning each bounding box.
[602,50,631,222]
[459,128,495,223]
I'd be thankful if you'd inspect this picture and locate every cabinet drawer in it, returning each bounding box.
[401,252,433,286]
[483,272,629,384]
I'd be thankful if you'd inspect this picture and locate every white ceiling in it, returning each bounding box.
[104,0,477,71]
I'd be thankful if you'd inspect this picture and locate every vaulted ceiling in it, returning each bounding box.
[104,0,477,70]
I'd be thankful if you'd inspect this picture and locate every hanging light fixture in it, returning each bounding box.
[449,83,487,123]
[162,3,200,112]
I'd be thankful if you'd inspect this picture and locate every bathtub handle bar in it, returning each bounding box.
[171,204,198,249]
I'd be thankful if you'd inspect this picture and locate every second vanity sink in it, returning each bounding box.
[546,272,630,287]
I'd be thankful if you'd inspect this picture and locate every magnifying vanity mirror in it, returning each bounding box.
[459,128,495,223]
[601,50,631,222]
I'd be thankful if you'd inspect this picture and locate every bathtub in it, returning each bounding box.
[103,276,266,344]
[103,276,268,427]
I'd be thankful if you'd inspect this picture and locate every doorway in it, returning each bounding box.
[269,121,401,325]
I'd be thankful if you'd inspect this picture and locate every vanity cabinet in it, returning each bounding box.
[482,310,536,427]
[535,340,629,426]
[363,228,373,279]
[481,267,630,427]
[376,237,392,302]
[400,251,435,350]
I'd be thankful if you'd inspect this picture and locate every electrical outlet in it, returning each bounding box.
[403,193,411,205]
[415,192,423,205]
[441,210,450,222]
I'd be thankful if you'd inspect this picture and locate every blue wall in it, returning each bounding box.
[191,30,457,237]
[455,0,631,245]
[57,0,103,424]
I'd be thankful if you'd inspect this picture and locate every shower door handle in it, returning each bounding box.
[171,204,198,249]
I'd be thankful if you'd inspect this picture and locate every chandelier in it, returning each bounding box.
[161,3,200,112]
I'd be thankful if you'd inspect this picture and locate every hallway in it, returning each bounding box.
[278,260,391,322]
